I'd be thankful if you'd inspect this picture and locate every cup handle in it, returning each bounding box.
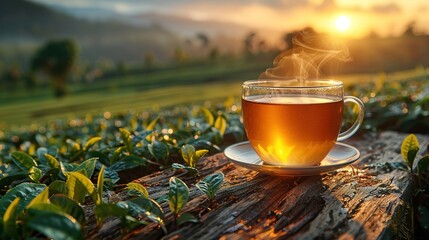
[337,96,365,141]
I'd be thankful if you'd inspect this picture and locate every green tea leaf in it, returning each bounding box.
[126,182,149,198]
[11,151,37,171]
[178,212,199,226]
[401,134,420,165]
[119,128,134,153]
[168,177,189,215]
[3,197,20,239]
[66,172,95,204]
[196,172,224,199]
[87,151,110,166]
[0,173,29,191]
[44,153,60,169]
[0,183,46,215]
[146,117,159,131]
[193,149,209,166]
[97,165,105,205]
[50,194,86,225]
[407,148,419,169]
[201,108,214,125]
[27,187,50,208]
[41,168,61,183]
[27,202,64,214]
[83,137,102,151]
[109,155,147,172]
[102,168,120,189]
[29,166,43,182]
[417,155,429,176]
[49,180,68,195]
[94,203,128,223]
[36,147,49,164]
[60,162,82,178]
[181,144,195,166]
[60,162,71,178]
[67,139,82,152]
[112,146,127,164]
[214,115,227,136]
[148,140,169,163]
[180,145,207,168]
[26,211,84,240]
[73,158,97,178]
[172,163,199,176]
[212,128,223,145]
[122,214,145,231]
[126,197,166,233]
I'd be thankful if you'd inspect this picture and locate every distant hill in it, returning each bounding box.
[44,3,256,39]
[1,0,164,39]
[0,0,271,65]
[1,0,428,73]
[0,0,184,63]
[119,12,252,38]
[345,35,429,73]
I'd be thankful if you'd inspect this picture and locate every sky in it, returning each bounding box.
[31,0,429,38]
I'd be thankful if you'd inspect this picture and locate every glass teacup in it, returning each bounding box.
[242,79,364,166]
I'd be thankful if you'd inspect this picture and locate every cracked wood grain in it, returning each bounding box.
[87,131,428,239]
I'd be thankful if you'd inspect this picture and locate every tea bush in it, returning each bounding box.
[0,72,428,238]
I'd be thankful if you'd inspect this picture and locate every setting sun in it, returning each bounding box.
[335,15,351,32]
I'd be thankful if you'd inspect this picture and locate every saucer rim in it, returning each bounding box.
[224,141,360,175]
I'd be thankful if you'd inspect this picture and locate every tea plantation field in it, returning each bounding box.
[0,61,428,239]
[2,59,426,131]
[0,59,265,128]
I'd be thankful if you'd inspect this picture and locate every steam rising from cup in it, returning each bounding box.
[259,29,352,81]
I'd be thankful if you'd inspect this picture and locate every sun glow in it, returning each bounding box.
[335,15,351,32]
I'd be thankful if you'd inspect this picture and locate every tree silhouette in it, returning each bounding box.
[196,32,210,48]
[402,21,416,36]
[244,32,257,55]
[209,47,219,62]
[31,39,78,98]
[282,31,295,50]
[196,32,212,59]
[244,32,269,56]
[173,47,187,63]
[1,65,20,91]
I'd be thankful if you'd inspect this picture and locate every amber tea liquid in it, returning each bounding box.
[242,95,343,166]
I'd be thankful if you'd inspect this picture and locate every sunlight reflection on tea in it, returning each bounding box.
[255,141,336,166]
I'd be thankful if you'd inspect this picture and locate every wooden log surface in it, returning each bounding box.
[89,131,429,239]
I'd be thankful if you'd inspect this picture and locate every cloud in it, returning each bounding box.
[276,0,310,9]
[371,3,401,14]
[315,0,337,11]
[416,4,428,12]
[166,0,310,9]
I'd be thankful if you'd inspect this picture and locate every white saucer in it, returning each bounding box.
[224,141,360,176]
